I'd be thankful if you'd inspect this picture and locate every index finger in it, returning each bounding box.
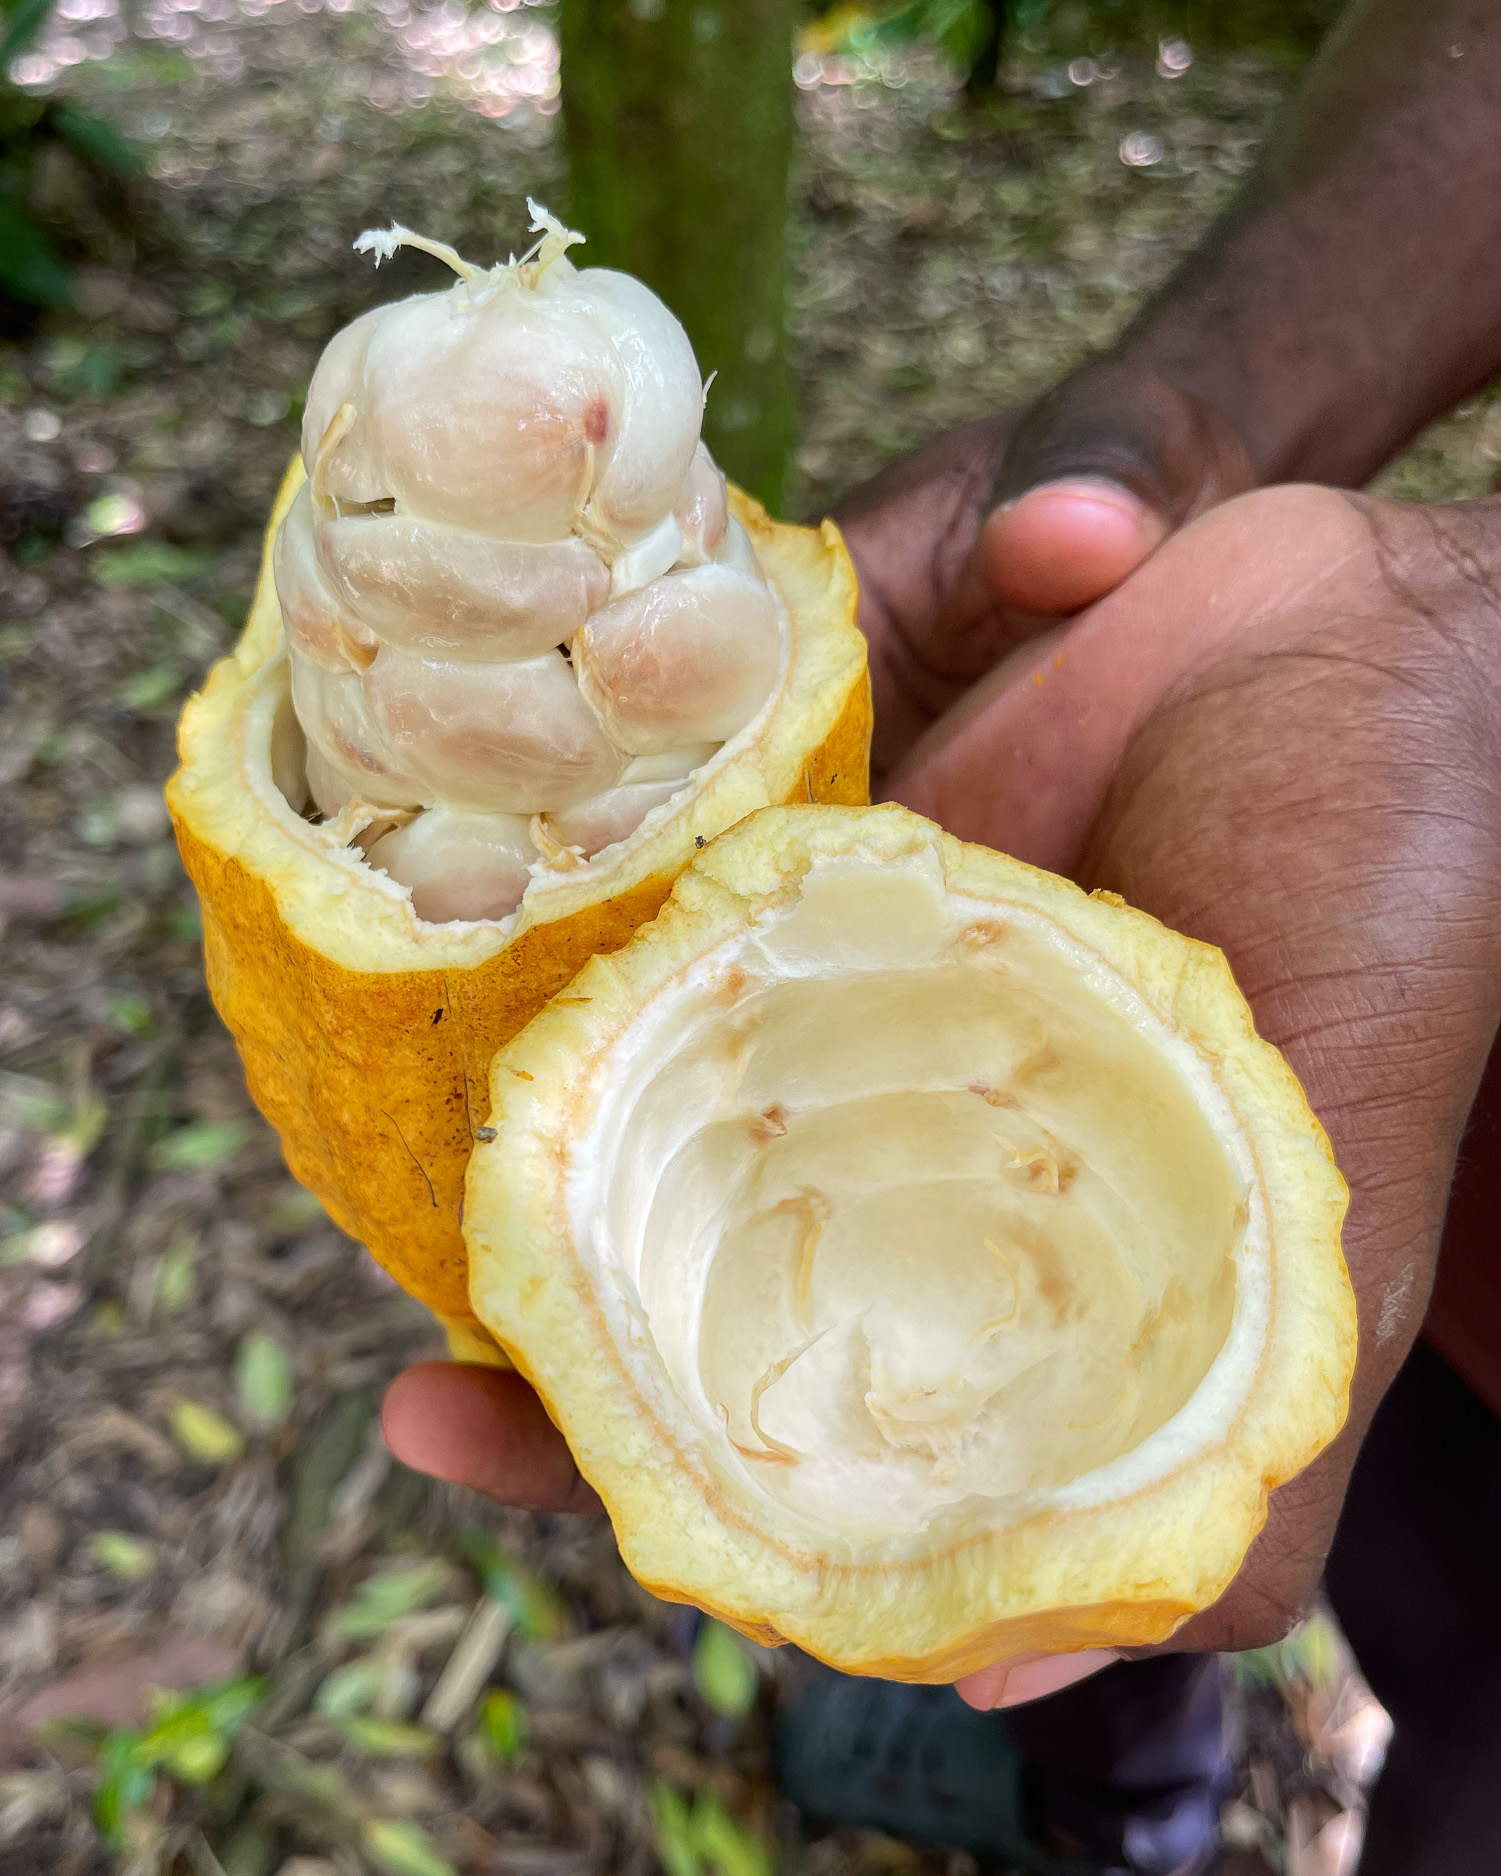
[381,1361,604,1514]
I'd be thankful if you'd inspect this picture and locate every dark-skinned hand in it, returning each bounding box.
[385,482,1501,1709]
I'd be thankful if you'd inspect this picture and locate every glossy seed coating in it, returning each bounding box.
[540,744,718,859]
[573,563,781,755]
[365,807,538,923]
[277,203,783,921]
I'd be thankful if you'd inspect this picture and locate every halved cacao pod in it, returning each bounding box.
[465,804,1354,1674]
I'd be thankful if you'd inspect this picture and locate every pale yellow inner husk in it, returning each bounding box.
[571,847,1267,1547]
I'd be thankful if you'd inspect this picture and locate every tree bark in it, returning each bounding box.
[561,0,798,513]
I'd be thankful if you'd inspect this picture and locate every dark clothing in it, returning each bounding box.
[1007,1341,1501,1875]
[1423,1031,1501,1419]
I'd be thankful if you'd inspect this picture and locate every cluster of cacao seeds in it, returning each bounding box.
[275,205,782,923]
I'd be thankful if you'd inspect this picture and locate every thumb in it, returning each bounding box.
[936,363,1253,665]
[981,476,1168,618]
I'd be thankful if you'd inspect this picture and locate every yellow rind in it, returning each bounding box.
[168,463,871,1348]
[465,803,1356,1678]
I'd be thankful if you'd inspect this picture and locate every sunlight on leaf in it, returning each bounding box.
[477,1688,527,1764]
[170,1398,246,1465]
[138,1676,266,1785]
[361,1817,460,1876]
[338,1715,442,1758]
[106,992,155,1037]
[88,1530,157,1583]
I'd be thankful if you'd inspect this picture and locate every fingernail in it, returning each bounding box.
[993,1648,1121,1708]
[1010,474,1151,515]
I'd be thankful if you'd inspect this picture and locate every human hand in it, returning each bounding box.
[829,363,1250,775]
[892,484,1501,1706]
[383,486,1501,1713]
[382,368,1253,1496]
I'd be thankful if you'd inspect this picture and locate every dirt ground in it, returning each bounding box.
[0,4,1485,1871]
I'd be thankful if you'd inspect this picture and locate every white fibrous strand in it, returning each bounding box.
[275,203,781,924]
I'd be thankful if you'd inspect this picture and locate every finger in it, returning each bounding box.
[886,485,1369,876]
[981,479,1168,618]
[381,1361,604,1513]
[993,362,1251,522]
[955,1648,1121,1711]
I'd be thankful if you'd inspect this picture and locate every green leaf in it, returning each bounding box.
[648,1782,700,1876]
[265,1186,327,1231]
[89,1298,128,1337]
[170,1398,246,1465]
[313,1658,385,1719]
[192,1675,269,1734]
[88,1530,156,1583]
[62,348,129,400]
[689,1793,774,1876]
[477,1688,527,1764]
[56,883,125,933]
[116,662,185,712]
[692,1621,758,1722]
[153,1231,198,1314]
[49,103,140,175]
[459,1531,569,1641]
[0,202,71,312]
[106,992,155,1037]
[328,1560,451,1642]
[64,1089,107,1156]
[235,1330,293,1430]
[92,1728,155,1847]
[165,1729,230,1783]
[360,1818,459,1876]
[216,1822,278,1876]
[136,1675,265,1785]
[1237,1608,1343,1695]
[0,0,57,68]
[148,1118,251,1173]
[167,902,203,942]
[338,1715,442,1758]
[0,1072,65,1132]
[93,541,212,588]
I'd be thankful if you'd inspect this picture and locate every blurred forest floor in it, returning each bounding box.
[0,3,1484,1870]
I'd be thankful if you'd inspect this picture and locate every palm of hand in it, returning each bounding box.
[895,484,1501,1700]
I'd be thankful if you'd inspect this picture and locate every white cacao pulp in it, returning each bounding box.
[275,202,783,923]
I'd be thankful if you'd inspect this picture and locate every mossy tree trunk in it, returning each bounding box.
[560,0,799,514]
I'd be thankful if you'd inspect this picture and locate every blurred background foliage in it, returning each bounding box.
[1,0,1348,495]
[557,0,1345,505]
[0,0,138,315]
